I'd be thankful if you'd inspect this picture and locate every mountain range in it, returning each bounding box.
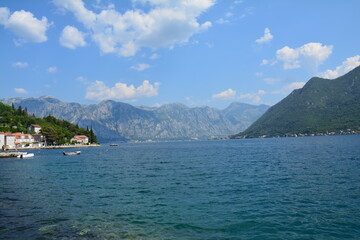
[0,97,268,142]
[233,65,360,138]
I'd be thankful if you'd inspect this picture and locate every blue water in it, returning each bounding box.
[1,135,360,239]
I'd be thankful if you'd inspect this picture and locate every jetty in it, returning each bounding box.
[0,152,28,158]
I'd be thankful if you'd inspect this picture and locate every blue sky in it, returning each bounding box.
[1,0,359,109]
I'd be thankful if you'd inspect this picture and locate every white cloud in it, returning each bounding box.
[276,42,333,70]
[255,72,263,77]
[149,53,160,60]
[85,80,160,101]
[261,59,269,65]
[272,82,305,95]
[258,90,266,95]
[14,88,28,94]
[256,27,273,44]
[239,93,261,104]
[225,12,233,18]
[0,7,50,43]
[76,76,87,82]
[53,0,214,57]
[260,59,276,66]
[47,66,58,73]
[60,25,87,49]
[216,18,229,24]
[12,62,29,68]
[212,88,236,99]
[131,63,150,71]
[319,55,360,79]
[263,77,280,84]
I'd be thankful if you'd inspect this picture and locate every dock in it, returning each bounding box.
[0,152,27,158]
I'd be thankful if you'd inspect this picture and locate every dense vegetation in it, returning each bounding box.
[0,102,97,144]
[232,65,360,138]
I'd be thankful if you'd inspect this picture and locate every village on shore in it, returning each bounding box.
[1,124,98,152]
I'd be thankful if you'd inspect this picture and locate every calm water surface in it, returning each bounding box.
[1,135,360,239]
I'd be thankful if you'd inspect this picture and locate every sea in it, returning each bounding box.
[1,135,360,240]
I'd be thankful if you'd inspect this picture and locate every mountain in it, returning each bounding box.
[0,96,269,142]
[232,65,360,138]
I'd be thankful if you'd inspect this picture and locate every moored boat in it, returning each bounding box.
[63,151,81,156]
[17,153,34,158]
[110,144,118,146]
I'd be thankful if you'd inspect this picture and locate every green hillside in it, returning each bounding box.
[0,102,97,144]
[232,65,360,138]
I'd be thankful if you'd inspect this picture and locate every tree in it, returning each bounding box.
[41,126,59,144]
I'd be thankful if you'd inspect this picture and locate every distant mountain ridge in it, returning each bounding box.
[233,65,360,138]
[0,97,268,141]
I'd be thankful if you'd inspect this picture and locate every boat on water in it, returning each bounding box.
[110,144,118,146]
[63,151,81,156]
[17,153,34,158]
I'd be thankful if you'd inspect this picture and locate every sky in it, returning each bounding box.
[1,0,359,109]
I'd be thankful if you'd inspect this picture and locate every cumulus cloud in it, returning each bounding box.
[256,27,273,44]
[272,82,305,95]
[276,42,333,70]
[0,7,50,44]
[60,25,87,49]
[131,63,150,71]
[14,88,28,94]
[12,62,29,68]
[85,80,160,101]
[53,0,214,57]
[47,66,58,73]
[319,55,360,79]
[212,88,237,99]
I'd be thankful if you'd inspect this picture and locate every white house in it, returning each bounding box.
[28,124,42,134]
[4,133,16,149]
[0,132,5,149]
[71,135,89,144]
[1,132,46,149]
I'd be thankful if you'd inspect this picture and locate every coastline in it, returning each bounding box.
[0,144,100,158]
[17,144,101,150]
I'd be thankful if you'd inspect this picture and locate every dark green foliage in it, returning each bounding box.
[0,102,98,144]
[232,66,360,138]
[89,126,97,144]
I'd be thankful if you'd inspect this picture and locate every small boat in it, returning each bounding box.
[63,151,81,156]
[110,144,118,146]
[17,153,34,158]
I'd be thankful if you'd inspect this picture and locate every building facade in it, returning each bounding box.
[71,135,89,144]
[28,124,42,134]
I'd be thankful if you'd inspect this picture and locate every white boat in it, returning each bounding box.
[17,153,34,158]
[110,144,118,146]
[63,151,81,156]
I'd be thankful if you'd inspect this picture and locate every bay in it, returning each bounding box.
[1,135,360,239]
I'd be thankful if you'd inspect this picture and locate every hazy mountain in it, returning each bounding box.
[0,96,269,142]
[233,65,360,138]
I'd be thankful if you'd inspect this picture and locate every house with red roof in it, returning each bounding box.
[71,135,89,144]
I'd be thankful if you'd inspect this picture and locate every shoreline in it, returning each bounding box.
[0,144,100,158]
[18,144,101,150]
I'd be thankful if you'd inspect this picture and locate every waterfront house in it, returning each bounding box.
[4,133,16,149]
[1,132,46,149]
[0,132,5,148]
[28,124,42,134]
[71,135,89,144]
